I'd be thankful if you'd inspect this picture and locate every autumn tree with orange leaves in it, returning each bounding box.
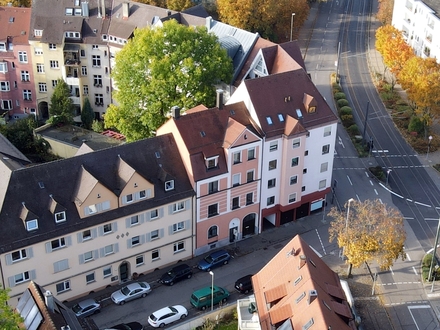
[377,0,394,25]
[217,0,309,42]
[399,57,440,137]
[328,200,406,276]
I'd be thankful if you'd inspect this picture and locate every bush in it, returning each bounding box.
[339,106,352,115]
[332,83,342,93]
[369,166,385,180]
[423,253,433,267]
[348,124,359,135]
[408,116,424,135]
[334,92,346,100]
[341,114,354,127]
[337,99,349,108]
[92,120,105,133]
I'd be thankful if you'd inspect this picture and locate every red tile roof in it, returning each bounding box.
[0,6,31,44]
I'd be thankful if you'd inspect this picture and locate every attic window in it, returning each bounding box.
[26,219,38,231]
[294,275,302,286]
[309,259,316,268]
[266,116,273,125]
[38,182,45,189]
[165,180,174,191]
[9,17,14,23]
[65,8,73,15]
[308,106,316,113]
[296,109,303,118]
[277,114,284,122]
[323,300,331,310]
[200,131,206,137]
[155,151,160,158]
[230,110,235,115]
[296,292,306,304]
[302,318,314,330]
[55,211,66,223]
[206,156,218,170]
[34,29,43,37]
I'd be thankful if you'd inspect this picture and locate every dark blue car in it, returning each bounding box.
[197,249,231,271]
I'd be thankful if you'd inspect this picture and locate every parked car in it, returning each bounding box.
[148,305,188,328]
[71,298,101,317]
[159,263,193,286]
[190,285,229,310]
[105,322,143,330]
[111,281,151,305]
[235,274,253,294]
[197,249,231,271]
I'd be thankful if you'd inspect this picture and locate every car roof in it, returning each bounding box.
[125,282,144,290]
[78,298,97,307]
[152,306,174,317]
[171,263,190,271]
[209,249,229,257]
[236,274,253,282]
[192,285,224,296]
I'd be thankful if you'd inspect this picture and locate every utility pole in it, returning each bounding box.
[363,101,370,145]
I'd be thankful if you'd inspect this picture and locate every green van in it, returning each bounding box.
[190,285,229,310]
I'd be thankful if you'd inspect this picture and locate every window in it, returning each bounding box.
[173,221,185,233]
[93,75,102,86]
[233,152,241,164]
[266,116,273,125]
[267,196,275,206]
[83,85,88,95]
[12,249,27,262]
[232,197,240,209]
[53,259,69,272]
[0,62,7,73]
[74,8,82,15]
[289,193,297,203]
[324,126,331,137]
[38,82,47,93]
[151,229,159,240]
[86,204,97,214]
[246,192,253,205]
[269,160,277,170]
[232,174,240,186]
[92,55,101,67]
[136,255,144,266]
[0,42,5,51]
[208,226,218,239]
[82,230,92,240]
[320,162,328,172]
[51,238,66,250]
[290,176,298,185]
[172,201,185,213]
[103,266,112,278]
[0,81,10,91]
[206,157,218,169]
[23,90,32,101]
[1,99,12,110]
[81,66,87,75]
[208,204,218,217]
[305,150,309,156]
[65,7,73,15]
[302,186,306,192]
[104,244,114,255]
[292,138,300,148]
[322,144,330,155]
[18,51,28,63]
[208,181,218,194]
[130,215,139,226]
[131,236,140,246]
[248,148,255,160]
[92,44,99,49]
[126,194,133,203]
[80,49,85,57]
[152,250,160,260]
[291,157,299,167]
[247,170,254,182]
[84,251,93,262]
[21,71,30,81]
[319,179,327,189]
[165,180,174,191]
[49,43,56,50]
[268,178,276,188]
[65,31,80,38]
[52,80,58,87]
[303,168,307,174]
[14,271,30,284]
[26,219,38,231]
[56,281,70,293]
[139,190,147,199]
[150,209,158,220]
[174,241,184,253]
[86,273,95,284]
[34,47,43,55]
[103,223,112,234]
[34,29,42,37]
[55,211,65,222]
[36,63,44,73]
[95,93,103,105]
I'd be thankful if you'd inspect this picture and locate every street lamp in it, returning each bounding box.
[290,13,296,42]
[427,135,433,159]
[343,198,355,276]
[209,271,214,311]
[386,169,392,186]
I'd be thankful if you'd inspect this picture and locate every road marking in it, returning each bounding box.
[379,198,383,204]
[407,253,412,261]
[365,171,369,177]
[309,244,322,258]
[385,301,428,306]
[374,189,378,195]
[354,297,379,301]
[408,305,432,330]
[425,218,439,221]
[389,267,394,275]
[415,201,431,207]
[347,175,353,186]
[372,150,389,153]
[315,229,327,255]
[412,266,417,275]
[370,180,373,186]
[378,281,421,286]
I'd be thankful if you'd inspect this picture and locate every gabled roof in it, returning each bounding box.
[0,134,194,253]
[252,235,357,330]
[237,69,337,138]
[0,6,31,44]
[0,133,31,165]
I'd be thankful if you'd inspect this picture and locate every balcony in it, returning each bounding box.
[66,76,79,85]
[65,58,81,66]
[69,96,80,104]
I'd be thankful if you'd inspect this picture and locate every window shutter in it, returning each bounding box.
[54,261,60,273]
[122,195,127,204]
[112,222,118,232]
[160,228,164,238]
[146,211,151,221]
[29,269,36,280]
[98,226,104,236]
[77,232,83,243]
[139,213,145,224]
[159,208,164,218]
[168,205,173,214]
[5,254,12,265]
[140,235,146,244]
[84,206,89,216]
[125,218,131,228]
[185,200,190,210]
[79,254,85,264]
[114,243,119,253]
[93,249,99,259]
[169,225,173,235]
[27,247,34,258]
[185,220,191,230]
[45,242,52,253]
[127,239,132,249]
[99,247,105,258]
[92,228,98,238]
[8,276,15,287]
[146,233,151,242]
[66,236,72,246]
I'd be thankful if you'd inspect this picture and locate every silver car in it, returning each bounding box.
[111,281,151,305]
[72,298,101,317]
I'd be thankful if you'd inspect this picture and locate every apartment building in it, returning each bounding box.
[0,134,195,305]
[0,6,37,121]
[392,0,439,60]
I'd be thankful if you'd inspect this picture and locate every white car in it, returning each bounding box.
[148,305,188,328]
[111,281,151,305]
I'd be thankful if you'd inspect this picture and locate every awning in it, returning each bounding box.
[63,44,80,51]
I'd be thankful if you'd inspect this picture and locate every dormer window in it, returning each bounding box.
[165,180,174,191]
[26,219,38,231]
[55,211,66,223]
[65,8,73,15]
[126,194,133,203]
[34,29,43,37]
[206,156,218,170]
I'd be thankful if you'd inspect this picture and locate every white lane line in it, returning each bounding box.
[412,266,417,276]
[374,189,378,195]
[425,218,439,221]
[408,305,432,330]
[406,253,412,261]
[370,180,374,186]
[415,201,431,207]
[347,175,353,186]
[379,198,383,204]
[390,267,394,275]
[315,229,327,255]
[365,171,369,177]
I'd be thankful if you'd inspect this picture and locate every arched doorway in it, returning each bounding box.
[119,261,130,282]
[38,101,49,119]
[242,213,256,237]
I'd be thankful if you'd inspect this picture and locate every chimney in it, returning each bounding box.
[44,291,54,313]
[298,255,306,269]
[307,289,318,305]
[216,89,224,110]
[167,10,171,16]
[101,0,105,17]
[171,106,180,119]
[122,2,129,19]
[205,16,212,31]
[81,2,89,17]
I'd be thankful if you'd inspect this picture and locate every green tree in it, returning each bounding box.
[81,98,94,130]
[48,79,75,126]
[0,0,30,6]
[0,285,24,329]
[105,20,233,141]
[0,116,38,154]
[166,0,193,11]
[328,199,406,276]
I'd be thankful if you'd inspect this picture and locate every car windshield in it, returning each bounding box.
[72,304,82,313]
[121,286,130,295]
[204,255,213,263]
[150,314,157,322]
[169,306,177,313]
[139,282,147,288]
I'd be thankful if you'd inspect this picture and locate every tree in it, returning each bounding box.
[217,0,309,42]
[105,20,233,141]
[0,285,24,329]
[132,0,166,7]
[328,199,406,276]
[166,0,193,11]
[377,0,394,25]
[81,98,94,130]
[0,116,38,154]
[48,79,75,126]
[398,57,440,136]
[0,0,30,7]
